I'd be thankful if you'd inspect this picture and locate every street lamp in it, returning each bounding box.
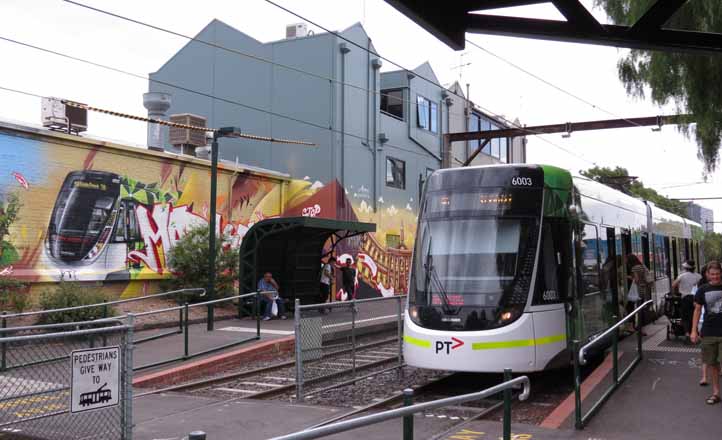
[207,126,242,331]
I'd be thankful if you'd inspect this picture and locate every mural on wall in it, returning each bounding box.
[0,130,416,297]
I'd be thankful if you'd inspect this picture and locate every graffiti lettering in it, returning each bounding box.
[128,203,254,274]
[301,204,321,217]
[128,204,208,274]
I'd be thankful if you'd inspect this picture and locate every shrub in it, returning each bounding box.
[38,280,115,324]
[0,277,29,313]
[166,226,239,301]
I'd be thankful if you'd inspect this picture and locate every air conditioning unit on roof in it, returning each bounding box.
[169,113,208,156]
[286,23,308,39]
[41,97,87,134]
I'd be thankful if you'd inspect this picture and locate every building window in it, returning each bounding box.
[386,234,401,249]
[380,89,404,120]
[386,157,406,189]
[416,96,438,133]
[469,112,510,163]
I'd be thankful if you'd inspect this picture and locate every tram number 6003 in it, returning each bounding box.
[511,176,533,186]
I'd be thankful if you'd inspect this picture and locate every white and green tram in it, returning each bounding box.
[404,164,703,372]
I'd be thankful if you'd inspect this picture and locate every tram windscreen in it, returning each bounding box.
[413,218,533,308]
[48,176,119,261]
[408,187,541,331]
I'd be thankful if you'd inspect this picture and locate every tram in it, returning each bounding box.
[403,164,703,373]
[47,170,123,263]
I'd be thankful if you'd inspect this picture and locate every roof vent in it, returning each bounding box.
[41,97,87,134]
[169,113,208,156]
[286,23,308,39]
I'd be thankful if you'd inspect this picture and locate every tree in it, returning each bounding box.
[701,232,722,262]
[594,0,722,173]
[165,226,239,299]
[0,193,21,265]
[581,166,688,217]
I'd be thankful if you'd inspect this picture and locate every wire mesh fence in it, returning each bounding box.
[294,295,405,401]
[0,321,133,440]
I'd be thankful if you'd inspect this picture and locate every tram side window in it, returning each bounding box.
[653,234,667,279]
[533,222,571,304]
[579,224,600,295]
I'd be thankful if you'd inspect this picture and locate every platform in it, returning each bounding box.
[132,318,719,440]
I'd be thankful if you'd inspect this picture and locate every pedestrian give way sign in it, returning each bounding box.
[70,346,120,413]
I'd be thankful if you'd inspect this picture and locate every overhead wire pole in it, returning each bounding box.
[453,114,691,166]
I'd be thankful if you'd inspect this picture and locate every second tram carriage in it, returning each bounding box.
[404,164,703,373]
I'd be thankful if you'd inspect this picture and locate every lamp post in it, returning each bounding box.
[207,127,242,331]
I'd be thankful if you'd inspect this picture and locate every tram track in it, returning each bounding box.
[136,337,403,400]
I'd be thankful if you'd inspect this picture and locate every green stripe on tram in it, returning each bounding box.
[403,335,431,348]
[471,334,566,350]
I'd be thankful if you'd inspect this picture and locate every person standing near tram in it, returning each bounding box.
[673,261,702,338]
[691,260,722,405]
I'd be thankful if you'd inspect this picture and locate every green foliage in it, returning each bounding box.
[38,280,115,324]
[0,277,29,313]
[165,226,239,300]
[594,0,722,173]
[581,166,688,217]
[702,232,722,262]
[0,193,21,265]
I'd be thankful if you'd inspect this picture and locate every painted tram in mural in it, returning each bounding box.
[0,120,414,298]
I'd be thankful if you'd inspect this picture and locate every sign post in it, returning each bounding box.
[70,346,120,413]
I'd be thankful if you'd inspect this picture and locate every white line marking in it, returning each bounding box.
[264,376,295,382]
[322,314,397,329]
[214,388,256,393]
[218,326,294,335]
[237,382,281,388]
[651,377,661,391]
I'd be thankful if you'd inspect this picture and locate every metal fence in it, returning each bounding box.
[0,320,133,440]
[572,299,652,429]
[1,288,205,328]
[1,290,262,373]
[294,295,405,401]
[270,372,531,440]
[133,292,261,371]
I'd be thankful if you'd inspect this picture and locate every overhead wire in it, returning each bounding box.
[0,37,438,158]
[0,84,313,144]
[259,0,596,165]
[464,38,647,130]
[11,1,596,164]
[64,0,597,164]
[62,0,471,122]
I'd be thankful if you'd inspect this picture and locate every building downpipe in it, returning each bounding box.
[339,43,350,204]
[371,56,382,212]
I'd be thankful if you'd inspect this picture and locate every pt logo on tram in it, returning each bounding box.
[435,337,464,354]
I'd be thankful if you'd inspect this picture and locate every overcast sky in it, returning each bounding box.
[0,0,719,231]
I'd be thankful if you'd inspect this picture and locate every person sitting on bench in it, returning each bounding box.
[257,272,286,321]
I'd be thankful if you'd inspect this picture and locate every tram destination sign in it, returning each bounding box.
[70,346,120,413]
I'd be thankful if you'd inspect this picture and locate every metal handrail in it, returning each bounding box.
[269,376,530,440]
[0,288,205,320]
[578,299,653,365]
[297,294,408,310]
[0,321,128,344]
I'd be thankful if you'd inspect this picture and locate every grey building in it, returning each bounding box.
[148,20,525,215]
[687,202,714,232]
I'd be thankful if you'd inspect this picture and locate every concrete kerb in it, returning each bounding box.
[132,335,295,388]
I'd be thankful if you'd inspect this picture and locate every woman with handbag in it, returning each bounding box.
[626,254,651,336]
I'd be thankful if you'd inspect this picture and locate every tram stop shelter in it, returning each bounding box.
[238,217,376,306]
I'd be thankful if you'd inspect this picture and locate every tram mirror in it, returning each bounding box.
[568,205,579,217]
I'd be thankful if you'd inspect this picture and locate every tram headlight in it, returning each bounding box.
[497,306,523,326]
[409,305,419,321]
